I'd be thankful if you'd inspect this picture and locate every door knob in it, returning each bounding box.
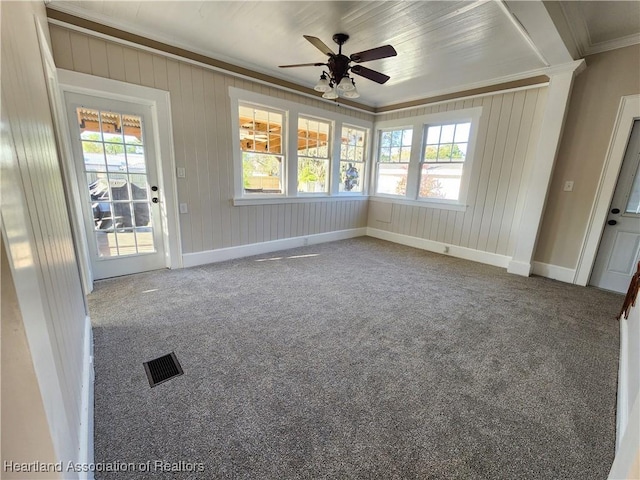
[607,219,617,225]
[151,186,158,192]
[611,208,620,214]
[152,198,159,203]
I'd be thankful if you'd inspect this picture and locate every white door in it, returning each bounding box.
[591,120,640,293]
[65,92,166,280]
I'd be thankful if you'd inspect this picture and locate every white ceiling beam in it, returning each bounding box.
[501,0,576,66]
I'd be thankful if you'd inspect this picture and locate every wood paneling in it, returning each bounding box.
[370,86,548,257]
[50,24,371,255]
[2,1,87,466]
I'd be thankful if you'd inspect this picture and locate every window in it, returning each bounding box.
[372,107,481,209]
[230,88,372,202]
[239,104,284,194]
[298,117,331,193]
[339,126,366,193]
[376,128,413,195]
[420,122,471,201]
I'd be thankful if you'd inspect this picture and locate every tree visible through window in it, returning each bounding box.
[376,128,412,195]
[420,122,470,200]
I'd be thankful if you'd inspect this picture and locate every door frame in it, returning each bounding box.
[575,94,640,286]
[58,69,182,285]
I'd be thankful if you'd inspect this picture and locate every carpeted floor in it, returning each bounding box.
[88,237,622,479]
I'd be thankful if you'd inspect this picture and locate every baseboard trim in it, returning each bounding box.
[182,228,367,268]
[78,315,94,480]
[531,261,576,283]
[365,228,511,268]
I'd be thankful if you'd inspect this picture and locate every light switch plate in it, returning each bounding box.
[177,167,186,178]
[179,203,188,214]
[563,180,574,192]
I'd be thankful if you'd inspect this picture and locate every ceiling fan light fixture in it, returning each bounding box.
[342,82,360,99]
[314,73,332,93]
[322,87,338,99]
[337,76,355,92]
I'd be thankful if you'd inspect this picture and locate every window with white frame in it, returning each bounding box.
[339,126,366,193]
[420,122,471,201]
[297,117,331,193]
[230,88,372,202]
[239,104,284,194]
[376,128,413,195]
[372,107,481,208]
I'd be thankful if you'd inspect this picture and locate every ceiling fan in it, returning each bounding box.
[279,33,397,100]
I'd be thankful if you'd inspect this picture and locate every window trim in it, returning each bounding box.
[372,107,482,210]
[229,87,372,202]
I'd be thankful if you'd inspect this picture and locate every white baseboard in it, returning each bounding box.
[78,315,94,480]
[365,228,511,269]
[507,260,532,277]
[531,261,577,284]
[182,228,367,268]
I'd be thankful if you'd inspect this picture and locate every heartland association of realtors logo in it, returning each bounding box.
[4,460,205,473]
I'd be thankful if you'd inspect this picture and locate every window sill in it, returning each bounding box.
[370,195,468,212]
[233,195,369,206]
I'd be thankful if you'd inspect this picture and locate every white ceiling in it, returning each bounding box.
[47,1,640,108]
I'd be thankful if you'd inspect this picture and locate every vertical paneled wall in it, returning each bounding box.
[368,87,548,257]
[49,24,371,255]
[1,2,87,467]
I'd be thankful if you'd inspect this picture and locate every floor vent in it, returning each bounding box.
[143,352,183,388]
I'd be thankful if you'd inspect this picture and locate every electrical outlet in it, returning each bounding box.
[177,167,186,178]
[563,180,574,192]
[179,203,188,214]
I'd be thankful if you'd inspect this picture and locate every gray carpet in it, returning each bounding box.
[88,237,622,479]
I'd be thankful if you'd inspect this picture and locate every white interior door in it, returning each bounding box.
[591,119,640,293]
[65,92,167,280]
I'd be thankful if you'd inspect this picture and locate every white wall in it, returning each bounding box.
[609,302,640,479]
[1,2,88,477]
[49,24,371,256]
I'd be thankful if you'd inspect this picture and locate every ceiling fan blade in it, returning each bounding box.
[303,35,335,56]
[278,63,326,68]
[350,45,397,63]
[350,65,390,84]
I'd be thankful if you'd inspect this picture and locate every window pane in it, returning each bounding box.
[129,174,148,200]
[100,111,124,144]
[105,143,127,172]
[82,141,106,172]
[424,145,438,161]
[440,124,455,143]
[126,149,146,173]
[454,123,471,142]
[377,163,408,195]
[298,158,328,193]
[625,161,640,213]
[239,105,283,155]
[299,117,330,160]
[243,153,283,193]
[78,108,102,141]
[426,126,441,145]
[391,130,402,147]
[135,228,155,253]
[132,202,151,227]
[419,163,463,200]
[453,143,467,161]
[381,131,391,148]
[122,115,143,144]
[402,129,413,146]
[437,145,452,162]
[340,161,363,192]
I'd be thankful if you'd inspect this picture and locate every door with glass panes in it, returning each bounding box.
[65,92,166,280]
[591,120,640,293]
